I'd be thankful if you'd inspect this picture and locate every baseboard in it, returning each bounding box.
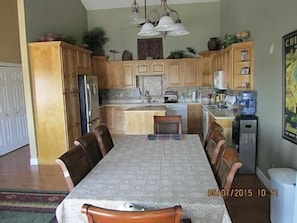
[256,167,271,189]
[30,158,38,165]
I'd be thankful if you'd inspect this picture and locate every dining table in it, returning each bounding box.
[56,134,232,223]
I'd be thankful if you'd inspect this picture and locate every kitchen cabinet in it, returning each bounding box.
[187,104,203,134]
[106,61,136,89]
[135,60,166,75]
[77,50,92,75]
[99,106,106,124]
[125,106,166,134]
[167,58,199,87]
[105,105,134,134]
[92,56,108,89]
[198,51,219,86]
[29,41,92,164]
[209,115,233,146]
[213,41,254,90]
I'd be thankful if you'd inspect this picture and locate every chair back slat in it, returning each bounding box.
[92,123,114,156]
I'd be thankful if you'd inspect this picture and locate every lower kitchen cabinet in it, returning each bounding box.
[99,106,106,124]
[209,116,233,146]
[105,105,134,134]
[187,104,203,134]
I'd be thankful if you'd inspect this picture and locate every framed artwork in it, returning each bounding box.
[137,38,163,60]
[282,29,297,144]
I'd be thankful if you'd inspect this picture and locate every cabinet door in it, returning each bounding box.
[65,92,82,147]
[136,62,150,75]
[181,59,199,86]
[167,61,182,86]
[99,106,106,124]
[106,62,123,88]
[62,48,78,93]
[122,63,136,88]
[151,61,166,74]
[187,104,202,134]
[92,56,107,89]
[77,50,92,74]
[198,51,218,86]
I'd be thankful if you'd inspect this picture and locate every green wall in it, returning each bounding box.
[86,2,220,60]
[221,0,297,178]
[0,0,21,63]
[24,0,88,44]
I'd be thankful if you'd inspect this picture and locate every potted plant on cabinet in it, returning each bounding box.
[83,27,109,56]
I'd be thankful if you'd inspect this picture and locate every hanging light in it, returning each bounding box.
[134,0,190,37]
[129,0,145,24]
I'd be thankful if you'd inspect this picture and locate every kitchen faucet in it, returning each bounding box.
[144,90,152,103]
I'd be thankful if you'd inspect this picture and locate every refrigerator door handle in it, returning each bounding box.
[87,83,92,117]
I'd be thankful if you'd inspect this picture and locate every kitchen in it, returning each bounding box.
[1,0,297,223]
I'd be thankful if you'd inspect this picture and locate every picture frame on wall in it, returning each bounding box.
[282,29,297,144]
[137,38,163,60]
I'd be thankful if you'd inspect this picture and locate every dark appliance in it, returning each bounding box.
[232,115,258,174]
[164,91,178,103]
[78,75,100,135]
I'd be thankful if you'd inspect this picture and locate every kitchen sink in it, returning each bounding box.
[203,104,218,109]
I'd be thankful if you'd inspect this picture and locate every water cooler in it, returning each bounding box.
[232,91,258,174]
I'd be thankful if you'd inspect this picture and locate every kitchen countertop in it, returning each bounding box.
[125,105,166,111]
[206,107,238,119]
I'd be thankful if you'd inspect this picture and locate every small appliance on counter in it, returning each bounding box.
[164,91,178,103]
[215,89,227,108]
[225,95,237,110]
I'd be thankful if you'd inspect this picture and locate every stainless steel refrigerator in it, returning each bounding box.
[78,75,100,135]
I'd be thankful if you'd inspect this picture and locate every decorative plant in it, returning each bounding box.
[83,27,109,55]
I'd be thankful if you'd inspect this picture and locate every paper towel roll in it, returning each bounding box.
[192,91,197,102]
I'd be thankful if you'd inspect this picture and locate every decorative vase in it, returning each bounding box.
[207,37,221,51]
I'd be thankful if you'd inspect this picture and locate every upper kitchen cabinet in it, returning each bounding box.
[28,41,92,164]
[167,58,199,87]
[213,41,254,90]
[77,49,92,75]
[198,51,219,86]
[135,60,167,75]
[106,61,136,89]
[92,56,108,89]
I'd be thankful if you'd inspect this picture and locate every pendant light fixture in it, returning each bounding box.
[133,0,190,37]
[129,0,145,25]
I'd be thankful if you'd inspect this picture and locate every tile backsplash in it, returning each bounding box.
[99,75,216,102]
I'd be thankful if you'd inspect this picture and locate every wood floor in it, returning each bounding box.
[0,145,270,223]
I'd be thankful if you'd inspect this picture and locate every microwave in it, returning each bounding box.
[214,70,228,89]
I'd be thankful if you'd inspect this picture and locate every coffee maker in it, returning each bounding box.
[215,89,227,108]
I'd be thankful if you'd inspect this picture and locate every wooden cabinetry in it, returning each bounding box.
[29,41,92,164]
[213,41,254,90]
[198,51,219,86]
[135,60,166,75]
[167,58,199,87]
[105,105,134,134]
[77,50,92,75]
[99,106,106,124]
[92,56,107,89]
[187,104,203,134]
[106,61,136,89]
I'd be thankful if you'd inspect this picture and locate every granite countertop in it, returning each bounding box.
[125,105,166,111]
[207,107,238,119]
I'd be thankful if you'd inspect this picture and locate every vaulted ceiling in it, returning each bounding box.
[81,0,217,10]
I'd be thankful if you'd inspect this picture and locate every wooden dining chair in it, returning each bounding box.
[204,121,223,149]
[56,144,92,191]
[205,131,226,170]
[215,146,242,192]
[74,132,103,168]
[154,115,182,135]
[81,204,183,223]
[92,123,114,156]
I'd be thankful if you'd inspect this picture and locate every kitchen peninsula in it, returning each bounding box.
[125,105,166,134]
